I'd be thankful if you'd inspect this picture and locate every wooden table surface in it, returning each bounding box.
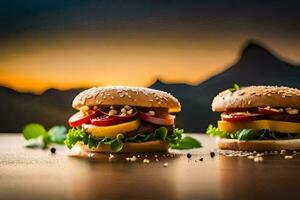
[1,134,300,200]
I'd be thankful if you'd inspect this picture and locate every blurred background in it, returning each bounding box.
[0,0,299,132]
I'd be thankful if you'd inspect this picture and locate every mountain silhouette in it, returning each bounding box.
[0,40,299,132]
[151,40,300,132]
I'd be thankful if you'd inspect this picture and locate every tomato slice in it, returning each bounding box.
[139,111,175,126]
[221,112,265,123]
[68,111,97,127]
[258,107,284,115]
[91,109,137,126]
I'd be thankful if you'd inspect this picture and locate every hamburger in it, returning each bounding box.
[64,86,200,153]
[207,85,300,151]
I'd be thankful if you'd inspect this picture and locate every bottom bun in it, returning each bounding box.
[79,140,169,153]
[217,137,300,151]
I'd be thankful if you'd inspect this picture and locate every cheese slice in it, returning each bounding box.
[82,120,140,138]
[218,120,300,133]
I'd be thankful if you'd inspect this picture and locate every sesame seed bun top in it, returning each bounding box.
[212,86,300,112]
[72,86,181,113]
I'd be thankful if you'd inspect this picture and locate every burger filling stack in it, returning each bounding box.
[207,85,300,151]
[65,86,201,153]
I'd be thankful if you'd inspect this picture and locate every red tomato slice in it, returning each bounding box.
[139,111,175,126]
[91,109,137,126]
[68,111,97,127]
[258,107,284,115]
[221,112,265,123]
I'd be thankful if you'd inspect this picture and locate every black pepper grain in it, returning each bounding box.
[50,147,56,154]
[199,158,203,161]
[210,152,215,158]
[187,153,192,159]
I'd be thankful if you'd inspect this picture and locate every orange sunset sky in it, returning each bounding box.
[0,1,299,93]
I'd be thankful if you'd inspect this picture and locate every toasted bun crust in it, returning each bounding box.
[212,86,300,112]
[72,86,181,113]
[217,137,300,151]
[78,140,169,153]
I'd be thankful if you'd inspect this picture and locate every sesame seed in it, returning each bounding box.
[248,155,254,159]
[143,159,150,164]
[163,163,169,167]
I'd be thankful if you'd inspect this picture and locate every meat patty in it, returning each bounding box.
[126,121,174,136]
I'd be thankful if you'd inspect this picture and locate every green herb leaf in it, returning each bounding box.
[228,83,240,93]
[110,134,124,152]
[236,129,259,140]
[206,124,228,138]
[22,123,47,140]
[48,126,67,144]
[154,127,168,141]
[170,136,202,149]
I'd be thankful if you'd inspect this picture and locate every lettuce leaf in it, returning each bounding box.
[64,127,201,152]
[206,124,300,141]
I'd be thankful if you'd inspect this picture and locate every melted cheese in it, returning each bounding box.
[218,120,300,133]
[82,120,140,138]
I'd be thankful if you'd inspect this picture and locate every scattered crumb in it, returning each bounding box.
[155,159,159,162]
[88,153,95,158]
[109,153,115,161]
[154,155,158,158]
[284,155,293,159]
[129,156,137,162]
[280,150,286,154]
[254,157,264,162]
[50,147,56,154]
